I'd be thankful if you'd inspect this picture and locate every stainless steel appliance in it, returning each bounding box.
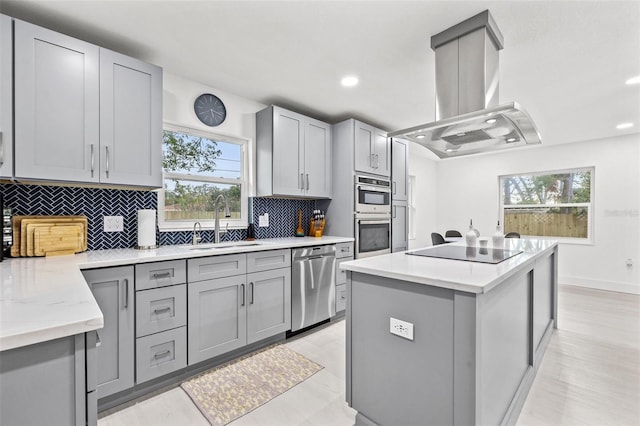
[355,214,391,258]
[291,245,336,331]
[355,175,391,215]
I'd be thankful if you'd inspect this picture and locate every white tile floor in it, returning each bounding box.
[100,285,640,426]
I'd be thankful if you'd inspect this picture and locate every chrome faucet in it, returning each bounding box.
[214,194,231,243]
[192,221,202,245]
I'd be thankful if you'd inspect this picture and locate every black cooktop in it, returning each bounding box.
[406,245,523,264]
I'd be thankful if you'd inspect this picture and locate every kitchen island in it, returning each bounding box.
[340,238,558,426]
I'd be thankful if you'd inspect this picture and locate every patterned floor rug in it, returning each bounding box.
[180,344,323,426]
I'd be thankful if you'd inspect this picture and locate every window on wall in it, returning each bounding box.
[158,125,248,230]
[499,167,594,241]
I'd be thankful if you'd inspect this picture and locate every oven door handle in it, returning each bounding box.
[357,184,391,193]
[356,218,391,225]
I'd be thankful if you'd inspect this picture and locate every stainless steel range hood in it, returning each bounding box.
[389,10,541,159]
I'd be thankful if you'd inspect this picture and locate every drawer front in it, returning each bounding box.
[336,257,353,286]
[336,284,347,313]
[188,254,247,282]
[136,284,187,337]
[135,260,186,290]
[335,242,354,259]
[247,249,291,273]
[136,327,187,384]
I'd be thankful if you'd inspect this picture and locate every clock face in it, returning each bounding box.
[194,94,226,127]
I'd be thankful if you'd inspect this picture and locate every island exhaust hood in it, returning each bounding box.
[389,10,541,159]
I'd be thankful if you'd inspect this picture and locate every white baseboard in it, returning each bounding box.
[559,275,640,295]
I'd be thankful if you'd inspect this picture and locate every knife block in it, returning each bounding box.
[308,219,325,237]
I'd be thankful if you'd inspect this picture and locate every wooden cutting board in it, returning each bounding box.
[12,216,88,257]
[32,224,85,256]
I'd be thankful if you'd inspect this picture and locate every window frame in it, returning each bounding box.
[498,166,595,245]
[158,123,249,231]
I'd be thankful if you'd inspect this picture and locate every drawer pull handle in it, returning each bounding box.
[153,306,171,315]
[341,248,349,252]
[152,271,172,279]
[154,350,171,359]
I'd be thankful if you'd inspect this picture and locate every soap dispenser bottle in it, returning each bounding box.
[492,220,504,248]
[465,219,478,246]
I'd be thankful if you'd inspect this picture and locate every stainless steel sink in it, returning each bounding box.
[188,242,262,250]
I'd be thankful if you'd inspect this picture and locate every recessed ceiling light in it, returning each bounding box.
[616,122,634,130]
[445,148,454,152]
[416,135,425,139]
[341,75,359,87]
[506,137,517,142]
[625,75,640,85]
[485,118,497,124]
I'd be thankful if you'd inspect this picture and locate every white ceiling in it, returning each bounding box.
[3,0,640,149]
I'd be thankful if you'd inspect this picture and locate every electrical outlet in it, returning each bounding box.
[390,317,414,341]
[103,216,124,232]
[258,213,269,227]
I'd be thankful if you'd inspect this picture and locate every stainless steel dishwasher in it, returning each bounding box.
[291,245,336,331]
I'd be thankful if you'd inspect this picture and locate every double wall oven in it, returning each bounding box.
[354,175,391,258]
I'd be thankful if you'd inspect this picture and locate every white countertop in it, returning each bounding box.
[0,236,353,352]
[340,238,557,294]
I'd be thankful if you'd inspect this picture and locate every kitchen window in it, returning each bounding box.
[499,167,594,242]
[158,125,248,230]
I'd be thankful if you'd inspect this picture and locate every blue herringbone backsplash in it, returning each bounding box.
[0,184,318,251]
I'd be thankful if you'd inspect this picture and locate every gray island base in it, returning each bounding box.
[342,240,558,426]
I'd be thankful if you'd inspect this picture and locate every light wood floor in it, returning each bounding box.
[99,285,639,425]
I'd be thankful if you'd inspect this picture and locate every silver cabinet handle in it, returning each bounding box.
[96,331,102,347]
[306,174,309,190]
[250,282,254,304]
[153,306,171,315]
[154,350,171,359]
[90,144,95,178]
[152,271,171,279]
[300,173,304,189]
[105,146,110,178]
[241,283,245,306]
[375,154,380,169]
[393,205,397,218]
[0,132,4,167]
[392,182,396,195]
[123,278,129,308]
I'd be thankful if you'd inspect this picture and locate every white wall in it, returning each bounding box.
[434,134,640,294]
[162,72,266,195]
[407,143,438,249]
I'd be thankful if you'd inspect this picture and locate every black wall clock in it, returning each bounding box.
[194,93,227,126]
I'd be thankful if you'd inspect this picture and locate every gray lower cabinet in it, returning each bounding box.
[82,266,135,399]
[391,202,408,252]
[188,274,247,365]
[136,327,187,384]
[0,333,93,426]
[335,243,354,314]
[246,268,291,344]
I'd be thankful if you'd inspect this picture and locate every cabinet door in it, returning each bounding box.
[304,118,332,198]
[14,20,100,182]
[246,268,291,344]
[272,107,304,196]
[188,275,247,365]
[392,202,408,252]
[82,266,134,399]
[391,138,408,201]
[373,129,390,177]
[0,15,12,179]
[354,121,375,174]
[100,49,162,187]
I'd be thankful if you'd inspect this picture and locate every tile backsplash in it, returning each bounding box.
[0,183,319,251]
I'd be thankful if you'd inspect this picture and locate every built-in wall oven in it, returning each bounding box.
[354,175,392,258]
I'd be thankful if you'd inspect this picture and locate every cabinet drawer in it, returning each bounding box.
[336,284,347,313]
[136,284,186,337]
[188,254,247,282]
[247,249,291,273]
[136,327,186,384]
[135,260,186,290]
[336,257,353,286]
[335,242,354,259]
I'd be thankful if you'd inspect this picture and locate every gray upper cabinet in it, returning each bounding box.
[82,266,135,399]
[246,267,291,344]
[257,105,332,198]
[391,138,408,201]
[99,49,162,187]
[355,121,390,177]
[392,202,408,252]
[14,19,100,183]
[12,19,162,188]
[0,15,13,179]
